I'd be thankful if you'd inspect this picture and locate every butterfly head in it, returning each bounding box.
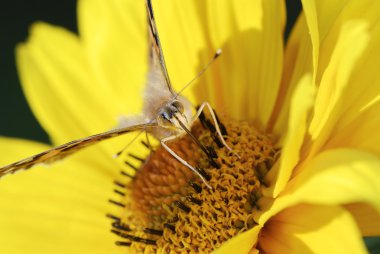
[157,99,192,132]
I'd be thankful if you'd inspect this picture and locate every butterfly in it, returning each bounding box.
[0,0,234,189]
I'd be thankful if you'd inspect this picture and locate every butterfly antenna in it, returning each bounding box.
[113,130,145,158]
[175,49,222,97]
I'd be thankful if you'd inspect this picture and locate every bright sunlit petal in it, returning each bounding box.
[259,204,367,254]
[265,74,315,197]
[0,137,120,254]
[78,0,147,116]
[259,149,380,224]
[212,225,262,254]
[16,23,120,145]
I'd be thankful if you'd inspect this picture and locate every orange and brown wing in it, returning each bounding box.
[0,123,158,177]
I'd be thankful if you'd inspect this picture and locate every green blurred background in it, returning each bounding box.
[0,1,379,253]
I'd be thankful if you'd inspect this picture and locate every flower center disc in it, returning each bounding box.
[113,116,278,253]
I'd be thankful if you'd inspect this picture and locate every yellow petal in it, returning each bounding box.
[345,203,380,236]
[274,0,374,142]
[212,225,262,254]
[78,0,147,115]
[325,99,380,155]
[0,137,121,254]
[312,2,380,156]
[300,0,319,81]
[204,0,284,125]
[269,13,313,134]
[264,74,315,198]
[0,137,50,166]
[259,204,367,254]
[303,0,379,84]
[301,0,351,82]
[304,20,370,162]
[17,23,121,145]
[334,1,380,127]
[302,0,380,162]
[259,149,380,224]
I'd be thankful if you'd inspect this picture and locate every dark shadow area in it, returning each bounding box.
[0,0,76,143]
[285,0,302,41]
[365,237,380,254]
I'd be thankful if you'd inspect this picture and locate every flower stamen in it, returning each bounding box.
[113,180,126,188]
[173,201,191,213]
[120,170,134,179]
[108,199,126,208]
[112,221,131,232]
[113,189,126,197]
[111,230,157,245]
[107,112,278,253]
[115,241,132,247]
[124,161,139,171]
[143,228,164,236]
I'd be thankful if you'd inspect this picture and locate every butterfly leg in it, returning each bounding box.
[161,135,212,189]
[193,102,240,159]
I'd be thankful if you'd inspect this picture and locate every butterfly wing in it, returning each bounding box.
[0,2,171,178]
[145,0,174,95]
[0,123,158,177]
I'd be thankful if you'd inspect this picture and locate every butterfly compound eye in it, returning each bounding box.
[157,111,172,127]
[171,100,184,113]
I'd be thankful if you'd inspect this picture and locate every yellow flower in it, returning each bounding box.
[1,0,380,253]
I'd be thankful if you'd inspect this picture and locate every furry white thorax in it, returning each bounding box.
[144,60,193,139]
[118,58,193,140]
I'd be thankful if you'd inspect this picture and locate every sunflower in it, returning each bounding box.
[1,0,380,253]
